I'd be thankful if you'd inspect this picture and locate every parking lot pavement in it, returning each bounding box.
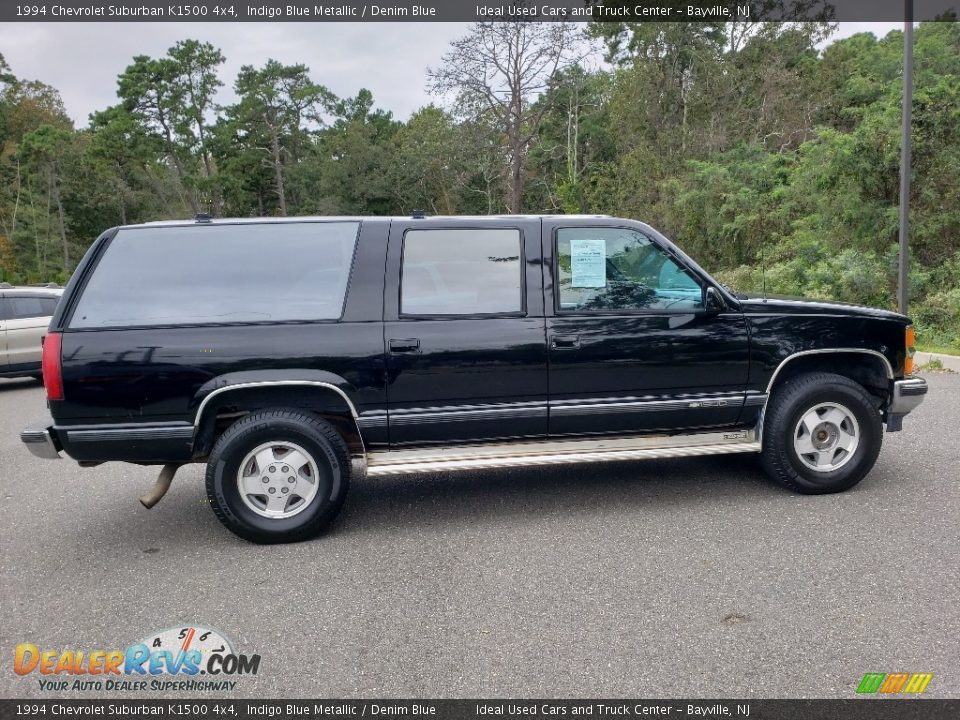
[1,373,958,700]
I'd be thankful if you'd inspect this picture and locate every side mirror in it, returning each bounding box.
[705,286,727,312]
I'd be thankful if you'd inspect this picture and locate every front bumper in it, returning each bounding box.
[886,376,928,431]
[20,422,61,460]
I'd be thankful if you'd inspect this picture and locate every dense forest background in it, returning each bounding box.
[1,21,958,350]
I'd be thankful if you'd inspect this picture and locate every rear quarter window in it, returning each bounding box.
[69,222,359,328]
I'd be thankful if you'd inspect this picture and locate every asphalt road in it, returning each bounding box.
[1,373,958,699]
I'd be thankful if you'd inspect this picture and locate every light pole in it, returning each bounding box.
[898,0,914,315]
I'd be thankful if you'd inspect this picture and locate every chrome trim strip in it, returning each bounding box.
[364,402,548,427]
[356,415,388,429]
[67,426,194,443]
[551,392,745,407]
[376,395,748,425]
[391,401,547,414]
[193,381,360,425]
[743,394,768,407]
[366,428,760,476]
[764,349,894,396]
[391,407,547,425]
[551,397,744,415]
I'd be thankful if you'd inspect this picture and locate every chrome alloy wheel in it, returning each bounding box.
[793,402,860,472]
[236,441,320,519]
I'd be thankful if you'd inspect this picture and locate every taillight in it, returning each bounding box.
[42,332,64,401]
[904,326,916,376]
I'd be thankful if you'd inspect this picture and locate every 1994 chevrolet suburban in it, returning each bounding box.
[21,215,927,543]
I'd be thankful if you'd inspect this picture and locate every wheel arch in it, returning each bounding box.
[191,380,366,460]
[758,349,893,445]
[766,349,893,398]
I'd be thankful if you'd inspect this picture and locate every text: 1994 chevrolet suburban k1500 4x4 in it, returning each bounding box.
[21,215,927,543]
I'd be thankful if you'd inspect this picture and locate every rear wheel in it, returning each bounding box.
[760,372,882,494]
[205,409,350,543]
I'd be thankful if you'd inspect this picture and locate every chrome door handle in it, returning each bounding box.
[388,338,420,354]
[551,335,580,350]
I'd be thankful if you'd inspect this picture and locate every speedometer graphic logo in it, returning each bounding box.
[138,625,235,671]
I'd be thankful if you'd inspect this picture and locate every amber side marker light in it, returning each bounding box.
[905,326,916,375]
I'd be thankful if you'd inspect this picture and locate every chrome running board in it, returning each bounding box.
[366,428,761,477]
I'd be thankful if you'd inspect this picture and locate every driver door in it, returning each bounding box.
[544,220,750,436]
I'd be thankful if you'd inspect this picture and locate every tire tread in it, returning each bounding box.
[761,371,882,494]
[205,408,350,543]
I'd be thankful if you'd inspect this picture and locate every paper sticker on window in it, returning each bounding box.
[570,239,606,288]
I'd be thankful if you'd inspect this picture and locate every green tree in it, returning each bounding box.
[19,124,79,271]
[303,89,400,215]
[529,66,614,213]
[117,54,198,213]
[428,22,584,213]
[167,40,226,214]
[390,105,470,215]
[229,60,334,216]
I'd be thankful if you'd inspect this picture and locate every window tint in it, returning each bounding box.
[40,297,59,316]
[556,227,703,313]
[70,222,359,328]
[401,229,522,315]
[8,295,57,320]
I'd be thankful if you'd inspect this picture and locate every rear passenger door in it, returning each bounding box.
[383,219,548,446]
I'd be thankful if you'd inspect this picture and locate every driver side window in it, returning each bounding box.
[556,227,703,313]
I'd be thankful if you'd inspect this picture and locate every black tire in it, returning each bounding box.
[760,372,882,494]
[205,409,350,543]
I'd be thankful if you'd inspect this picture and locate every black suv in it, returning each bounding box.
[21,215,927,543]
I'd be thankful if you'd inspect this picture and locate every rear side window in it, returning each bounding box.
[70,222,359,328]
[7,295,58,319]
[401,228,522,315]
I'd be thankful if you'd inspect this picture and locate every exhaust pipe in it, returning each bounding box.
[140,464,179,509]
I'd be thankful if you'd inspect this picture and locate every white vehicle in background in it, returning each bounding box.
[0,283,63,380]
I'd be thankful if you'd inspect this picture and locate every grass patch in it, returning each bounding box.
[916,342,960,356]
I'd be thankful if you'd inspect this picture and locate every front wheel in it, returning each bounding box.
[205,409,350,543]
[760,372,883,494]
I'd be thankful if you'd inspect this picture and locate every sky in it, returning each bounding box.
[0,21,903,128]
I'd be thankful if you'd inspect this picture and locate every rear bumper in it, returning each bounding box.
[886,376,928,431]
[20,422,61,460]
[21,419,195,463]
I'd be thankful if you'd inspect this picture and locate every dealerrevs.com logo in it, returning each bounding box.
[14,626,260,692]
